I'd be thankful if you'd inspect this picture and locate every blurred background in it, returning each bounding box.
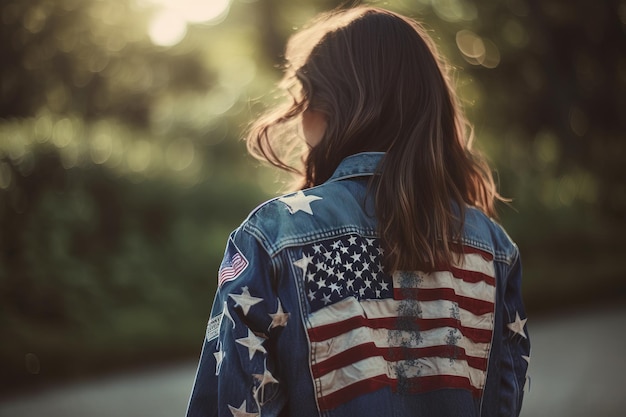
[0,0,624,410]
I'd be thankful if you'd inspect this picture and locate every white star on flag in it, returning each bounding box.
[229,287,263,316]
[228,400,259,417]
[322,293,332,304]
[268,300,290,329]
[507,311,528,339]
[278,191,322,215]
[236,328,267,360]
[329,282,341,294]
[316,276,326,288]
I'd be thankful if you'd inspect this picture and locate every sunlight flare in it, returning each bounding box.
[142,0,232,46]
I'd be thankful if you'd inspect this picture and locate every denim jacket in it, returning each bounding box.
[186,152,530,417]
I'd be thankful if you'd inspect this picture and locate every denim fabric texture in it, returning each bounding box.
[186,152,530,417]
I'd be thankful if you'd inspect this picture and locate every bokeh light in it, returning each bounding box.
[432,0,477,22]
[456,29,500,68]
[141,0,232,46]
[148,9,188,47]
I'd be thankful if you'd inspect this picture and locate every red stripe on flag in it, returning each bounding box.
[316,373,480,410]
[393,287,494,316]
[316,375,396,411]
[311,343,488,378]
[428,265,496,286]
[449,243,494,261]
[449,266,496,286]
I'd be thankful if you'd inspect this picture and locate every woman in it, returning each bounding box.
[186,6,530,417]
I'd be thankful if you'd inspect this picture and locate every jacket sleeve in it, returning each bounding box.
[185,227,288,417]
[498,248,531,416]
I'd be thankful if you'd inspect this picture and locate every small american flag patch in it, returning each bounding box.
[218,248,249,287]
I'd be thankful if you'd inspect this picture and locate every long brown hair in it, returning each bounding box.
[246,7,502,272]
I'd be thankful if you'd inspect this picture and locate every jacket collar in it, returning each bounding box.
[326,152,385,183]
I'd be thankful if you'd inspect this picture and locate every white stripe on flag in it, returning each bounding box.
[311,325,490,364]
[310,297,495,332]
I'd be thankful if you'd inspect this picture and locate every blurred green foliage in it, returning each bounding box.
[1,0,625,390]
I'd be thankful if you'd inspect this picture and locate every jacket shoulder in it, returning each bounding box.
[236,189,326,255]
[237,183,373,255]
[462,207,518,265]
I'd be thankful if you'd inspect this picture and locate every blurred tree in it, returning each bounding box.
[473,0,626,220]
[0,0,276,388]
[0,0,215,124]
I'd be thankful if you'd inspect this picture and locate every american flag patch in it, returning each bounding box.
[218,246,249,287]
[295,234,496,411]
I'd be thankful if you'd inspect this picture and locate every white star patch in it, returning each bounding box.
[223,301,235,329]
[253,367,279,388]
[507,311,528,339]
[236,328,267,360]
[293,254,313,271]
[229,286,263,316]
[278,191,322,215]
[214,345,225,375]
[228,400,258,417]
[268,300,290,329]
[253,365,279,406]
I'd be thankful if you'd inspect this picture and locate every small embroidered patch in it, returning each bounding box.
[218,248,249,287]
[206,312,224,342]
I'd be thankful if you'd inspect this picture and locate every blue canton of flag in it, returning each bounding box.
[301,235,392,312]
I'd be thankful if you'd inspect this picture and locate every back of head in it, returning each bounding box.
[247,6,501,272]
[289,8,455,183]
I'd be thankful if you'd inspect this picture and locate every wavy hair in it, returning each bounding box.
[246,6,503,272]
